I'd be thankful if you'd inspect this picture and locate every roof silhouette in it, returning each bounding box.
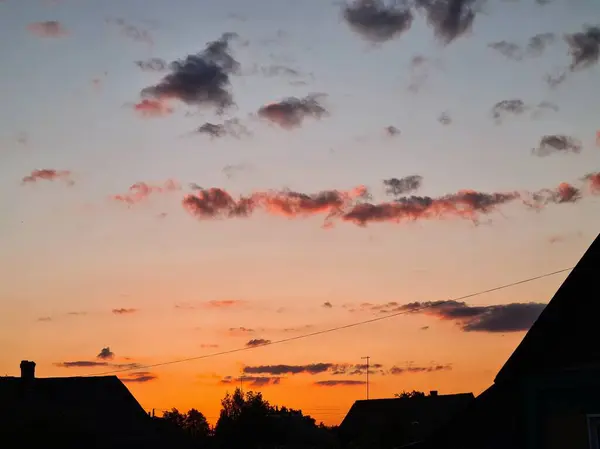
[0,374,163,448]
[340,393,474,447]
[494,232,600,384]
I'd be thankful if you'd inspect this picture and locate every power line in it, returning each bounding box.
[89,266,573,377]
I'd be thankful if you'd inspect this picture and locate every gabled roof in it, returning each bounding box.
[339,393,474,446]
[0,375,159,445]
[494,233,600,384]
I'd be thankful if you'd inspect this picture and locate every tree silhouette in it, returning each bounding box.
[394,390,426,399]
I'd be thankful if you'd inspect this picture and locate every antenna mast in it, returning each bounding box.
[361,356,370,400]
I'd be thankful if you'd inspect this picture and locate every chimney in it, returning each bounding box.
[429,390,438,397]
[20,360,36,380]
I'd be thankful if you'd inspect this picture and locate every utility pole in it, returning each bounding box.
[361,356,370,400]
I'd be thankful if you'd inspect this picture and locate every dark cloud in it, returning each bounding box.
[22,169,72,185]
[220,375,281,387]
[546,26,600,87]
[527,32,556,56]
[565,25,600,72]
[383,175,423,196]
[488,41,522,60]
[120,371,157,383]
[438,111,451,125]
[342,0,414,42]
[228,327,256,334]
[414,0,477,44]
[258,93,328,129]
[315,380,366,387]
[532,135,582,157]
[196,118,250,139]
[491,99,559,122]
[37,317,52,322]
[112,180,181,204]
[54,360,140,369]
[141,32,240,113]
[389,364,451,374]
[200,343,220,349]
[488,32,556,61]
[322,301,333,308]
[385,125,401,136]
[491,99,527,121]
[244,363,334,375]
[243,362,385,376]
[527,182,582,206]
[246,338,271,347]
[182,185,369,226]
[112,308,138,314]
[135,58,168,72]
[361,300,546,332]
[97,347,115,360]
[27,21,68,38]
[342,189,519,226]
[106,18,153,45]
[54,361,109,368]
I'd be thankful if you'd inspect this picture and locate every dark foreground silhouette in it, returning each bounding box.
[158,388,340,449]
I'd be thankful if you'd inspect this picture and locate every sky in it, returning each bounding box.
[0,0,599,425]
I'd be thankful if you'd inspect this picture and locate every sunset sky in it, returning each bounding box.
[0,0,599,425]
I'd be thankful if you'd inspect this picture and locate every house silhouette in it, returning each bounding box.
[415,232,600,449]
[338,391,474,448]
[0,361,177,449]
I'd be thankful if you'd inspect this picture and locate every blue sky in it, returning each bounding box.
[0,0,599,420]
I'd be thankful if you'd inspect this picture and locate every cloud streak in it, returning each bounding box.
[27,21,68,38]
[112,308,138,315]
[22,169,72,185]
[112,180,180,205]
[359,300,547,332]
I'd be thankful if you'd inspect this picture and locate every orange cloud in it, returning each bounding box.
[22,169,72,185]
[584,172,600,193]
[112,179,180,204]
[182,185,369,227]
[204,300,246,309]
[27,21,68,38]
[133,99,173,117]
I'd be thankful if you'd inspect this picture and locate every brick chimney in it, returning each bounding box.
[20,360,36,380]
[429,390,438,397]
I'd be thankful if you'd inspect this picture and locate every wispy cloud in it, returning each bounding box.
[106,18,153,45]
[112,180,180,205]
[22,169,72,185]
[220,375,281,387]
[27,21,68,38]
[133,99,174,117]
[389,363,452,374]
[112,308,138,315]
[120,371,158,383]
[314,380,366,387]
